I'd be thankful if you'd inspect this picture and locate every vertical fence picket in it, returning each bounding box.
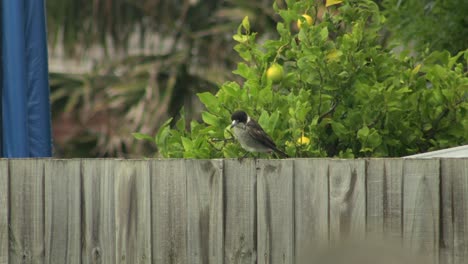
[440,159,454,264]
[257,159,294,264]
[151,159,188,263]
[366,159,384,236]
[186,159,224,264]
[451,159,468,264]
[44,160,81,264]
[114,160,151,263]
[9,159,45,264]
[294,159,329,262]
[403,159,439,263]
[81,159,116,264]
[366,159,403,239]
[441,159,468,264]
[0,160,8,264]
[223,159,256,264]
[328,159,366,243]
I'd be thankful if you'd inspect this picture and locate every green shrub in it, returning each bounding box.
[134,0,467,158]
[382,0,468,54]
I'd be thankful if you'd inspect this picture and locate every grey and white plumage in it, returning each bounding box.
[230,110,288,158]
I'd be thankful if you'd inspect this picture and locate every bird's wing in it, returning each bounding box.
[246,119,277,149]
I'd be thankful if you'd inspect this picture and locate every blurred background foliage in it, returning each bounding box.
[48,0,467,157]
[48,0,279,157]
[382,0,468,54]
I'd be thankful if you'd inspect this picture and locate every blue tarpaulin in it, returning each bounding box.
[1,0,52,157]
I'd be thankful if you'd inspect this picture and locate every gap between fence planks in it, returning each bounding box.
[0,158,466,264]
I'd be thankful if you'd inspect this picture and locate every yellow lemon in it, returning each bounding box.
[266,63,284,83]
[297,14,313,29]
[297,135,311,145]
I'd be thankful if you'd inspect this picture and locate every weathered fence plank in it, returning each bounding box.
[0,160,8,264]
[114,160,152,263]
[403,159,439,263]
[451,159,468,264]
[44,160,81,264]
[9,159,45,264]
[328,160,366,242]
[366,159,384,236]
[441,159,468,264]
[441,159,454,264]
[186,160,224,264]
[223,159,256,264]
[366,159,403,239]
[82,159,116,264]
[151,160,188,263]
[294,159,328,262]
[257,159,294,264]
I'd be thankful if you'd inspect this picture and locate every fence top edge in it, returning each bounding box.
[1,157,467,161]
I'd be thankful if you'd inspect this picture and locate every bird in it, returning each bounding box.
[230,110,288,158]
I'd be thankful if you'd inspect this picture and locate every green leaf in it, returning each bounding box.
[234,44,252,61]
[233,34,248,43]
[357,126,369,141]
[338,149,354,158]
[222,82,240,98]
[331,122,347,137]
[202,112,219,126]
[258,86,273,104]
[233,63,253,79]
[242,16,250,32]
[181,137,193,151]
[176,112,186,132]
[320,27,329,41]
[269,111,280,132]
[448,50,465,69]
[155,117,173,142]
[367,129,382,148]
[132,132,154,142]
[257,111,270,131]
[198,92,219,111]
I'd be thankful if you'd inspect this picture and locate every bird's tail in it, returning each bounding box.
[273,147,289,158]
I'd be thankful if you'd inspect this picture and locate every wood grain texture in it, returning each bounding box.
[366,159,403,239]
[451,159,468,264]
[441,159,468,264]
[403,159,439,263]
[151,159,187,264]
[9,159,45,264]
[114,160,151,263]
[223,159,256,264]
[440,159,454,264]
[0,160,8,264]
[294,159,328,262]
[366,159,384,235]
[257,159,294,264]
[328,159,366,242]
[3,158,467,264]
[81,159,116,264]
[186,159,224,264]
[44,160,81,264]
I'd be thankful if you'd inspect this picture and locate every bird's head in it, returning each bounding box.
[231,110,248,128]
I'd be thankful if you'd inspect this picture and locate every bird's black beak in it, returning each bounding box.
[231,120,238,128]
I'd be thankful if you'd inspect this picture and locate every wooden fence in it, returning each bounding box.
[0,158,467,264]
